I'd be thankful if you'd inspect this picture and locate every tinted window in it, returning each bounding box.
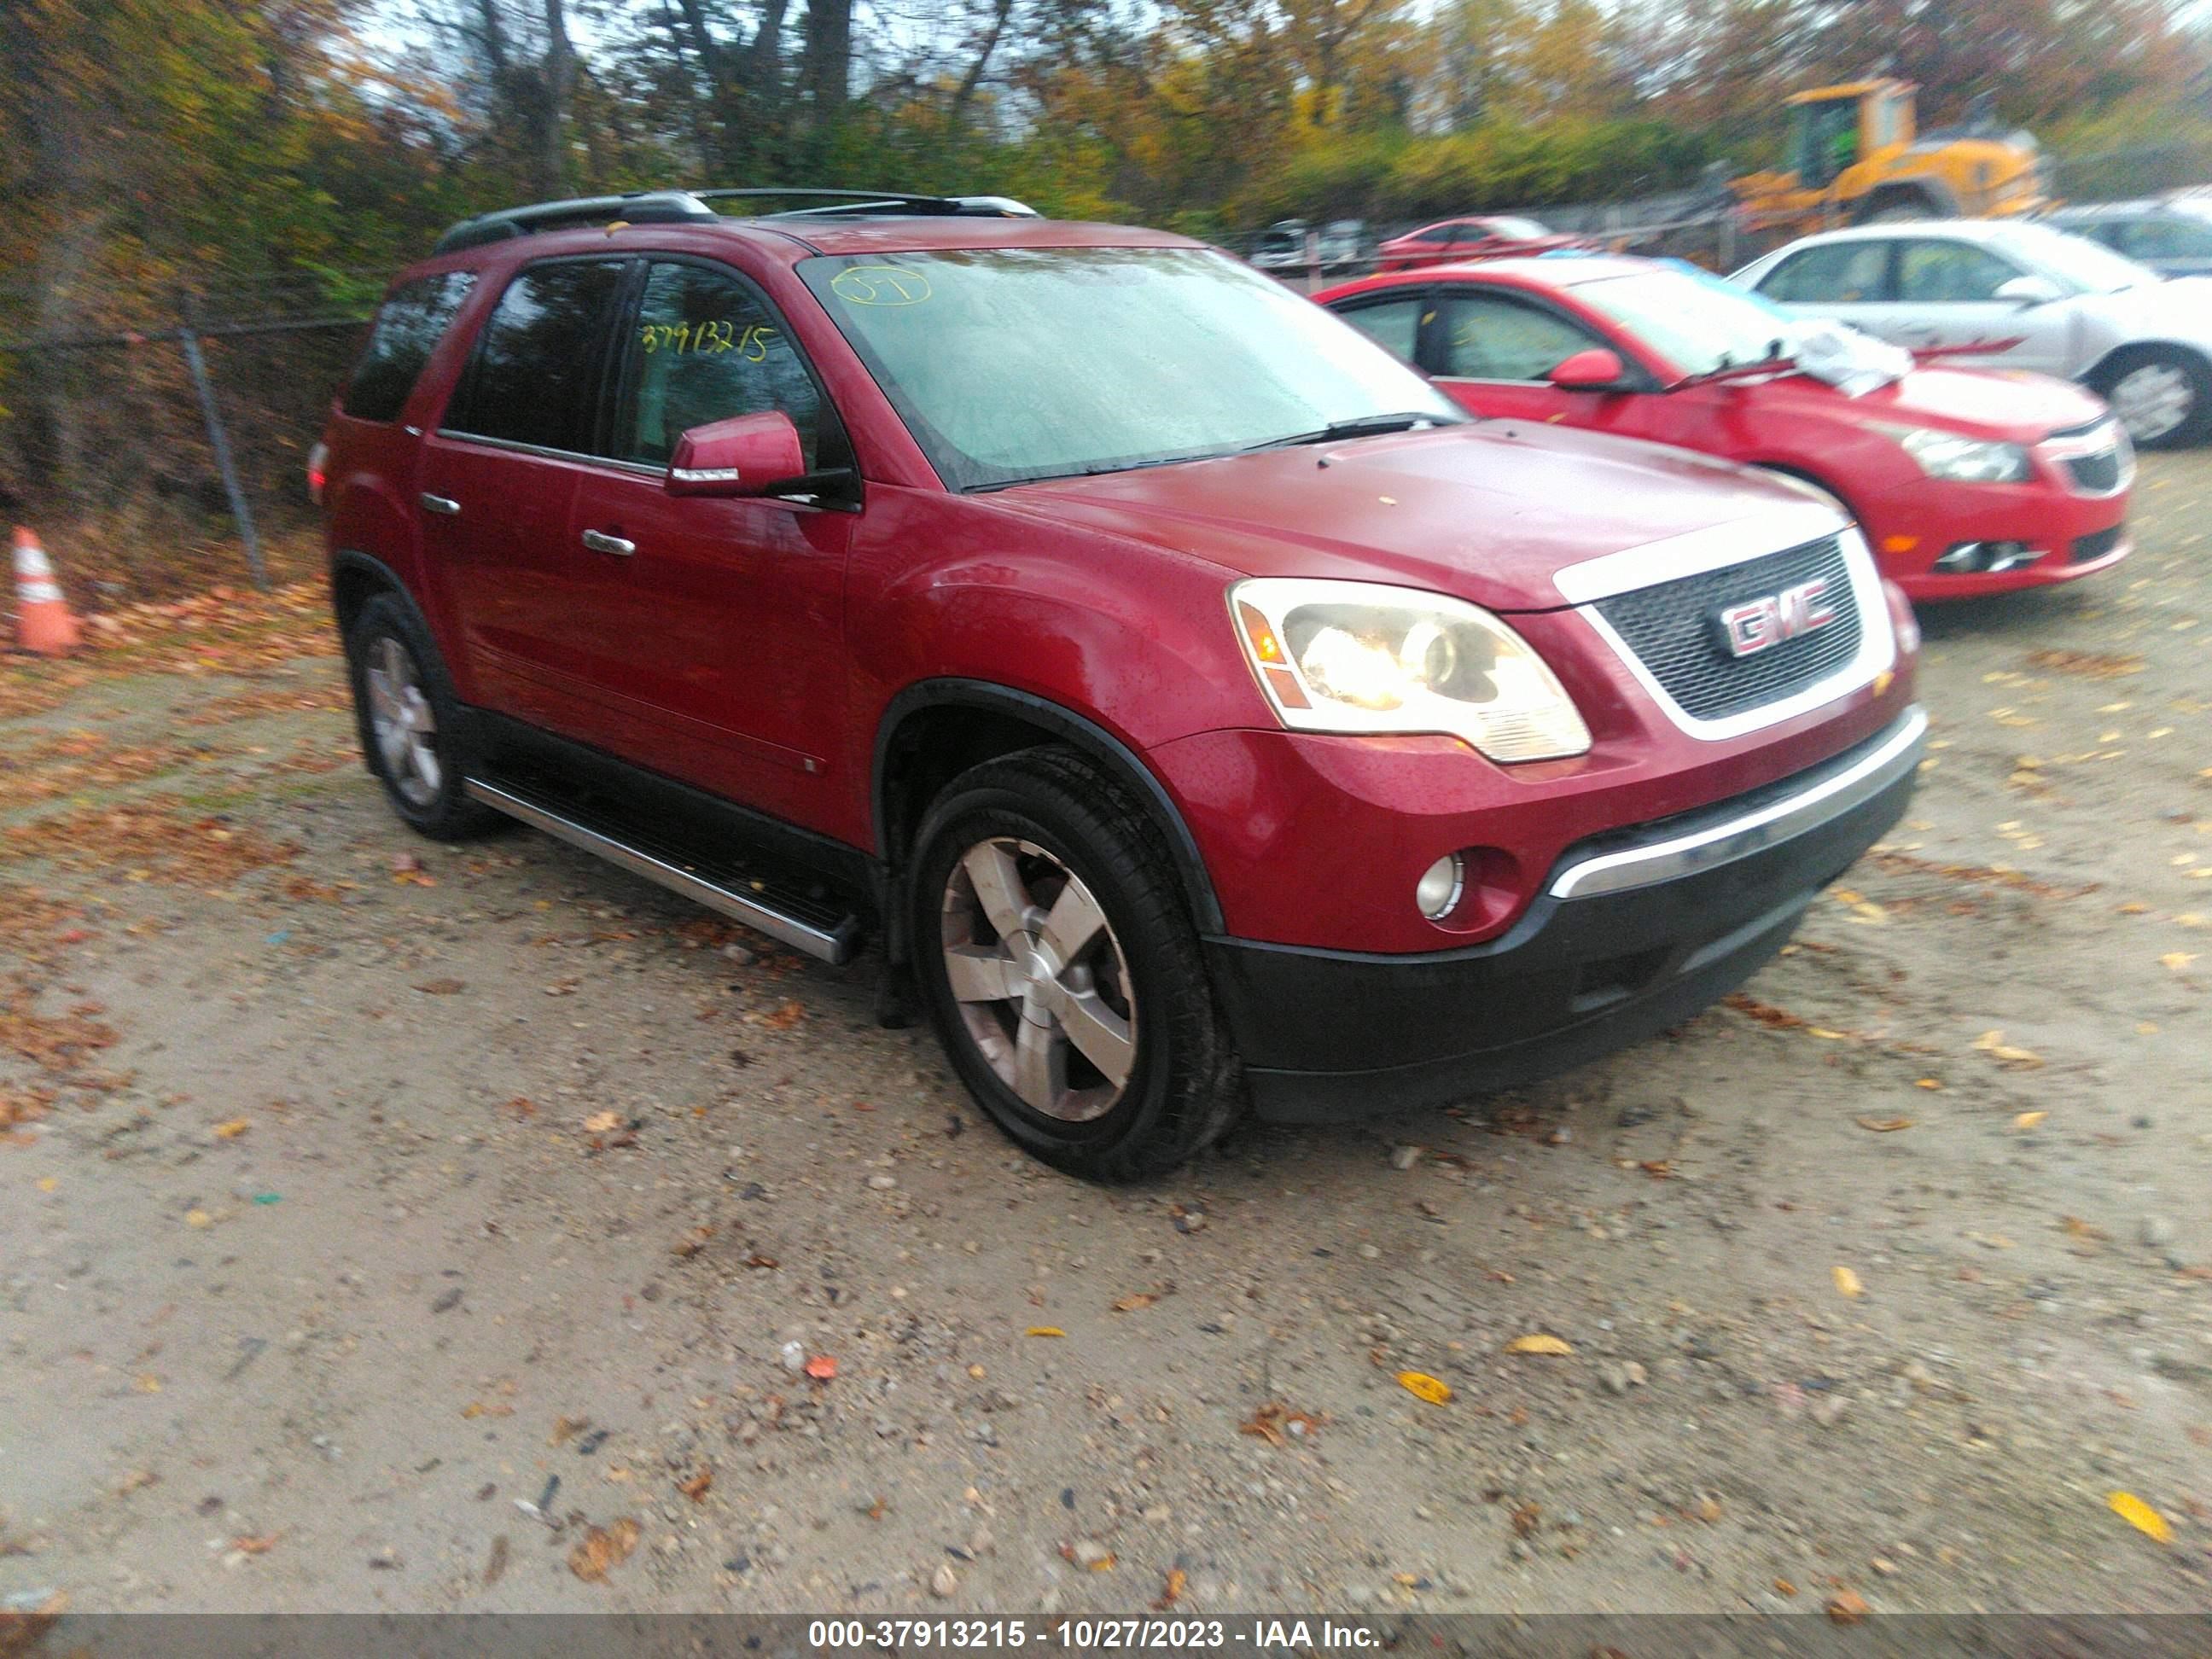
[1896,240,2020,303]
[1420,224,1470,244]
[1439,293,1597,380]
[1759,241,1889,303]
[1336,297,1425,363]
[341,272,474,422]
[616,262,824,468]
[446,259,626,451]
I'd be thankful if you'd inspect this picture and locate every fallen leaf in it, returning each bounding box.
[1086,1551,1116,1572]
[1855,1116,1912,1132]
[461,1400,514,1419]
[1773,1578,1798,1598]
[183,1208,212,1228]
[803,1354,837,1381]
[1510,1501,1541,1538]
[1024,1326,1065,1338]
[1110,1292,1157,1313]
[413,977,466,995]
[761,999,806,1030]
[2013,1111,2048,1131]
[1826,1590,1868,1624]
[2062,1215,2108,1242]
[670,1227,715,1259]
[1240,1402,1324,1442]
[567,1517,640,1581]
[2110,1490,2173,1544]
[582,1111,621,1134]
[1916,1078,1942,1090]
[678,1468,713,1503]
[1832,1266,1865,1299]
[212,1118,250,1139]
[231,1533,280,1555]
[1972,1030,2044,1068]
[1396,1370,1454,1403]
[36,1175,57,1192]
[2162,952,2199,972]
[1505,1334,1573,1357]
[1155,1567,1187,1609]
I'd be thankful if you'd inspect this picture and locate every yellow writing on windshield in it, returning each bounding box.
[831,265,933,306]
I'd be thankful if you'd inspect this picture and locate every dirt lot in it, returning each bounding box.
[3,459,2209,1621]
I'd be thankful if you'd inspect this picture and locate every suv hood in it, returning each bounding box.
[992,422,1842,613]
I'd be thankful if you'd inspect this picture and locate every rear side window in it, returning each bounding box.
[445,259,626,452]
[1758,241,1889,303]
[341,272,474,422]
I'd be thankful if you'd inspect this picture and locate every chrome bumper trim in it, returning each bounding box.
[1547,706,1928,900]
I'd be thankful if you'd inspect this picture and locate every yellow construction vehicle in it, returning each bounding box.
[1730,80,2048,238]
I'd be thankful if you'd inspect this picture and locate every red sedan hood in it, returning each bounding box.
[992,422,1840,613]
[1755,364,2110,440]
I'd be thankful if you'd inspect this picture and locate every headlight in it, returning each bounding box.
[1229,578,1591,763]
[1877,425,2032,484]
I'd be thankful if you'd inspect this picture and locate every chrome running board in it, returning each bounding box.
[463,777,857,963]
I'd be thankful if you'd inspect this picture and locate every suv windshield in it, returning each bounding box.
[1574,268,1798,378]
[800,246,1461,490]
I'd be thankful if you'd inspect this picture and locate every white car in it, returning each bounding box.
[1732,219,2212,448]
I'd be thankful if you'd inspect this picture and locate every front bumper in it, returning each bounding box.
[1208,707,1926,1121]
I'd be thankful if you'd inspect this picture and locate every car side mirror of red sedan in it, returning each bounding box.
[1547,348,1628,392]
[667,411,808,498]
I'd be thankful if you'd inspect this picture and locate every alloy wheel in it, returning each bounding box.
[364,634,442,806]
[2109,361,2192,445]
[938,836,1136,1123]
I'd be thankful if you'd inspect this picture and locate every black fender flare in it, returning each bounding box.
[870,678,1226,939]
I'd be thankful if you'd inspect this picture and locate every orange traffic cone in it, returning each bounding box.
[12,526,82,656]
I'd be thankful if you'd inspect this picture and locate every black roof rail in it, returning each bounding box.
[433,187,1039,254]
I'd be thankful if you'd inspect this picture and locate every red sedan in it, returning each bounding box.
[1373,216,1591,273]
[1317,256,2133,599]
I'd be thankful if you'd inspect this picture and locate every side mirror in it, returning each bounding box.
[666,411,807,498]
[1547,347,1628,391]
[1993,274,2062,308]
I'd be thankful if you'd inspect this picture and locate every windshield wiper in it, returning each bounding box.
[1244,411,1454,451]
[1669,341,1796,391]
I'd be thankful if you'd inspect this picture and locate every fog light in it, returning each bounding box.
[1417,853,1464,921]
[1933,540,2040,574]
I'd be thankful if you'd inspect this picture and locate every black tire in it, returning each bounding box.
[2089,345,2212,450]
[906,747,1243,1180]
[344,592,498,841]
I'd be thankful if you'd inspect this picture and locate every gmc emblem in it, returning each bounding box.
[1713,577,1837,659]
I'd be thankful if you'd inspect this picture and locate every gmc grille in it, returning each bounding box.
[1592,536,1863,722]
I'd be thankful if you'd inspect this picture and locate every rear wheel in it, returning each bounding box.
[2091,346,2212,449]
[907,748,1243,1180]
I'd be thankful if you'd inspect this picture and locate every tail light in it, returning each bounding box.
[306,440,329,507]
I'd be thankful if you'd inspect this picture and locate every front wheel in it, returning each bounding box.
[907,748,1243,1180]
[2092,347,2212,449]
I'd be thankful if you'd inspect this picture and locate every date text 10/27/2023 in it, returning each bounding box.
[807,1620,1385,1650]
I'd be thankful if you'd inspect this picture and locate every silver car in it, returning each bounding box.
[1732,219,2212,447]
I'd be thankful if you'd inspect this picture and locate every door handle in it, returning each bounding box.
[420,493,461,515]
[580,528,636,557]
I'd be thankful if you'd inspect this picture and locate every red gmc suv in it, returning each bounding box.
[317,188,1927,1179]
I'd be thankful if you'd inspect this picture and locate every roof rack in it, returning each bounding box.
[433,188,1039,254]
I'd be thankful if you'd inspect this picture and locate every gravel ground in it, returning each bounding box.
[2,457,2209,1620]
